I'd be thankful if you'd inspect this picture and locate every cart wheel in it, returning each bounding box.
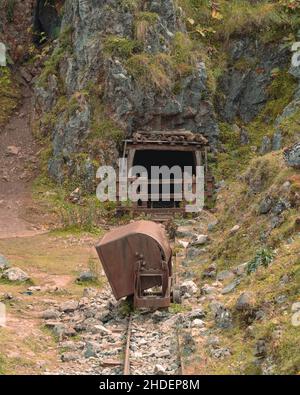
[172,286,182,304]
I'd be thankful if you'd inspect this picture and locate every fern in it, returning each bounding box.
[247,248,275,275]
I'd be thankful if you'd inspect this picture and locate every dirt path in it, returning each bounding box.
[0,84,47,239]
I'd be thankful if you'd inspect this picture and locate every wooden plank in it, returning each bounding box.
[101,359,123,367]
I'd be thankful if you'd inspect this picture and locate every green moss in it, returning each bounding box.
[212,123,254,180]
[234,57,259,72]
[0,66,20,126]
[169,304,190,314]
[38,26,73,87]
[278,108,300,145]
[103,35,143,59]
[88,86,124,144]
[262,70,298,121]
[120,0,140,11]
[136,11,159,24]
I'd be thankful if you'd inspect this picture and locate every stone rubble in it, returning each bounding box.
[44,286,188,375]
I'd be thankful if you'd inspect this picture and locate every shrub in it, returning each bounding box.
[247,248,275,274]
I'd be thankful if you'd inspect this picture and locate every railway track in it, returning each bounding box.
[122,311,181,375]
[121,239,185,376]
[47,224,187,376]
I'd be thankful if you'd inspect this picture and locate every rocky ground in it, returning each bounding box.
[0,0,299,376]
[40,285,182,376]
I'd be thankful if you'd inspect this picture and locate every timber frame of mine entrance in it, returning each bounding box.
[116,129,215,217]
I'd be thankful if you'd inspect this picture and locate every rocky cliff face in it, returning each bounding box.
[34,0,219,186]
[216,38,290,123]
[33,0,300,189]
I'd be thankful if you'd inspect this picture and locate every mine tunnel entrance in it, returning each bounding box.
[119,130,213,213]
[33,0,63,44]
[133,150,196,209]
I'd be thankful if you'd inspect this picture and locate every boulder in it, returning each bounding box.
[210,347,231,359]
[202,264,217,279]
[201,284,218,295]
[84,341,101,358]
[221,279,240,295]
[216,270,235,282]
[235,292,255,311]
[254,339,267,359]
[180,280,198,296]
[205,336,220,348]
[284,142,300,169]
[154,364,166,375]
[61,352,81,363]
[291,302,300,313]
[214,305,233,329]
[186,308,206,320]
[271,198,290,215]
[59,300,79,313]
[291,311,300,327]
[191,319,205,328]
[191,234,209,246]
[259,136,271,155]
[176,227,197,239]
[77,271,97,282]
[259,196,273,214]
[6,146,21,156]
[229,225,240,235]
[69,188,81,204]
[186,247,204,260]
[272,130,282,151]
[51,323,67,339]
[41,309,60,320]
[156,350,171,358]
[3,268,29,282]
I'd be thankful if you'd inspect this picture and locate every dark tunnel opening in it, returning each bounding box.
[133,150,196,209]
[33,0,62,45]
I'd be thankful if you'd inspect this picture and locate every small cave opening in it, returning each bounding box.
[133,150,196,209]
[33,0,63,45]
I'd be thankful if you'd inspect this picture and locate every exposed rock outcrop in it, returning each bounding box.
[34,0,219,185]
[284,142,300,169]
[216,38,290,124]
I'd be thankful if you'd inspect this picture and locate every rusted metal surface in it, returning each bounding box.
[96,221,172,307]
[123,316,133,375]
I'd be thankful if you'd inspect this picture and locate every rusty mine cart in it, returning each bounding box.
[96,221,181,309]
